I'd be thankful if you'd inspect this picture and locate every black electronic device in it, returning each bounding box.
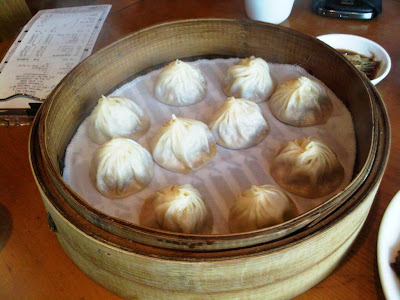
[312,0,382,19]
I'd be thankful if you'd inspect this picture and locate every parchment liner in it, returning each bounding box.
[63,58,355,234]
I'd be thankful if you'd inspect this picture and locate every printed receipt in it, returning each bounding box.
[0,5,111,109]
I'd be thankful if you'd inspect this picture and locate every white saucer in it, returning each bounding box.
[378,190,400,300]
[317,34,391,85]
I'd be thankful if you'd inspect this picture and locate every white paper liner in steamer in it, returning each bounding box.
[63,58,356,234]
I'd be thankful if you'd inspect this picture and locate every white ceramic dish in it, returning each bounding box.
[378,190,400,300]
[317,34,391,85]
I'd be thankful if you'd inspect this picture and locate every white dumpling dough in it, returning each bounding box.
[222,56,275,103]
[209,97,269,149]
[90,138,154,199]
[151,114,217,174]
[152,184,210,234]
[154,59,207,106]
[269,76,333,127]
[87,96,149,144]
[270,137,344,198]
[229,185,298,233]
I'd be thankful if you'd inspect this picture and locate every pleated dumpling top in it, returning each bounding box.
[270,137,344,198]
[151,115,216,174]
[154,60,207,106]
[90,138,154,199]
[208,97,269,149]
[222,56,275,103]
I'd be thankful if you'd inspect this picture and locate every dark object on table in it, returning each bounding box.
[0,203,13,253]
[391,250,400,277]
[312,0,382,19]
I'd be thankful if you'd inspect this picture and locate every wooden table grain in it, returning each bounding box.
[0,0,399,299]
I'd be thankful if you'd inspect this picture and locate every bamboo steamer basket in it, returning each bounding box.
[29,19,390,299]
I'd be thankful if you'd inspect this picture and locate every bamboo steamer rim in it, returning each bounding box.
[29,78,390,260]
[34,19,381,251]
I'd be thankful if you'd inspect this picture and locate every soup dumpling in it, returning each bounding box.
[152,184,211,234]
[90,138,154,199]
[152,115,217,174]
[229,185,298,233]
[269,76,333,127]
[154,60,207,106]
[270,137,344,198]
[222,56,275,103]
[87,96,149,144]
[209,97,269,149]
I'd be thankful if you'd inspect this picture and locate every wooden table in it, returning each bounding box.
[0,0,399,298]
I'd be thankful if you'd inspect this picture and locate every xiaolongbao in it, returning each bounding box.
[229,185,298,233]
[90,138,154,199]
[208,97,269,149]
[87,95,149,144]
[152,114,217,174]
[222,56,275,103]
[154,59,207,106]
[270,137,344,198]
[151,184,211,234]
[269,76,333,127]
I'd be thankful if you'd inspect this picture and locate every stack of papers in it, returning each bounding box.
[0,5,111,109]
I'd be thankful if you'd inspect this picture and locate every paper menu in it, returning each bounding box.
[0,5,111,109]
